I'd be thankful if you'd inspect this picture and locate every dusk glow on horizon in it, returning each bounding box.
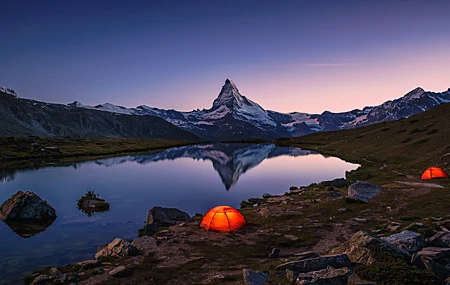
[1,0,449,114]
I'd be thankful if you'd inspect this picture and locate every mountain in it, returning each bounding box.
[68,80,450,140]
[0,88,198,141]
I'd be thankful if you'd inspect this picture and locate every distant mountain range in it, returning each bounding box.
[0,89,198,141]
[67,79,450,140]
[1,80,449,140]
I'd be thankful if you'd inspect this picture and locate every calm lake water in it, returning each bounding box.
[0,143,359,284]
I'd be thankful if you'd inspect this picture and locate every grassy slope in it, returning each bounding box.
[279,102,450,175]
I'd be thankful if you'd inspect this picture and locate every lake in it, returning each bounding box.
[0,143,359,284]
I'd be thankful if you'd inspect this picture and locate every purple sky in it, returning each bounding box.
[1,0,449,113]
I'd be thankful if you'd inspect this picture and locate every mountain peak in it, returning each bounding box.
[403,87,426,100]
[212,79,243,109]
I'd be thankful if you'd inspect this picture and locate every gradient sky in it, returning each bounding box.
[1,0,449,114]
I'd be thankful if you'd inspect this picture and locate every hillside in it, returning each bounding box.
[0,90,199,141]
[279,102,450,177]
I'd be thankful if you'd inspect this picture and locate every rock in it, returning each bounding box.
[146,206,190,226]
[329,231,411,264]
[347,181,382,203]
[337,208,347,213]
[347,273,377,285]
[76,259,102,270]
[354,218,367,223]
[131,236,158,256]
[44,146,60,152]
[296,266,350,285]
[109,265,127,277]
[269,248,280,258]
[243,269,270,285]
[56,273,79,283]
[95,238,137,259]
[294,252,320,260]
[427,232,450,248]
[30,143,41,151]
[381,230,425,253]
[0,191,56,221]
[32,275,54,285]
[285,234,298,241]
[94,268,104,274]
[413,247,450,280]
[287,269,299,283]
[49,267,61,276]
[321,178,347,188]
[329,191,342,198]
[275,254,351,272]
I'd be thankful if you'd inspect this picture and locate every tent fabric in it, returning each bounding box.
[200,206,246,232]
[421,167,449,180]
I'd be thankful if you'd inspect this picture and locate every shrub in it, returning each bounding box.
[289,186,299,191]
[262,193,272,199]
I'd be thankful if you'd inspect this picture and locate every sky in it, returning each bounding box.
[1,0,449,114]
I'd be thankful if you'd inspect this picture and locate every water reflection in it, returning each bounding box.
[1,218,55,238]
[71,143,317,190]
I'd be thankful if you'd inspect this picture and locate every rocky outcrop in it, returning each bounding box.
[109,265,127,277]
[131,236,158,256]
[347,181,382,203]
[275,254,351,272]
[0,191,56,221]
[243,269,270,285]
[427,232,450,248]
[295,266,350,285]
[95,238,137,259]
[413,247,450,280]
[143,206,190,233]
[330,231,411,264]
[381,230,425,253]
[31,273,79,285]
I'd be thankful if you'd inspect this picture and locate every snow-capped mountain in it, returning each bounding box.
[69,79,450,140]
[0,86,18,98]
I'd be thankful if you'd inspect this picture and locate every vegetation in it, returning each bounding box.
[77,190,110,217]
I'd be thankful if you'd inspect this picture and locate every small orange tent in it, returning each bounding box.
[200,206,246,232]
[421,167,449,180]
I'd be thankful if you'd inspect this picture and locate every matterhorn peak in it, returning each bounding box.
[212,78,244,109]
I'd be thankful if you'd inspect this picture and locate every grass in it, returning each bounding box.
[77,190,110,216]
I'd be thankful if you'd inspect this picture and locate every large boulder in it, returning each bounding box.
[95,238,137,259]
[0,191,56,221]
[296,266,350,285]
[413,247,450,280]
[330,231,411,264]
[427,232,450,248]
[381,230,425,253]
[243,269,270,285]
[347,181,382,203]
[146,206,190,226]
[275,254,351,272]
[131,236,158,256]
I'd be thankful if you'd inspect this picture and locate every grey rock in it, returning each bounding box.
[76,260,102,270]
[294,252,320,260]
[427,232,450,248]
[95,238,137,259]
[146,206,190,226]
[413,247,450,280]
[56,273,79,283]
[132,236,158,256]
[269,248,280,258]
[329,231,411,264]
[354,218,367,223]
[296,266,350,285]
[0,191,56,221]
[243,269,270,285]
[32,275,54,285]
[49,267,61,276]
[347,181,382,203]
[109,265,127,277]
[381,230,425,253]
[275,254,351,272]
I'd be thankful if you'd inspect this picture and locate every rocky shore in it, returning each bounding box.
[22,175,450,285]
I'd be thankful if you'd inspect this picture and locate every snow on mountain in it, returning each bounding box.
[0,86,19,98]
[67,79,450,140]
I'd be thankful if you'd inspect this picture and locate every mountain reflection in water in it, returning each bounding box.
[74,143,318,190]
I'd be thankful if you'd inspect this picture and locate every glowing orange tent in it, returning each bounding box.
[421,167,449,180]
[200,206,246,232]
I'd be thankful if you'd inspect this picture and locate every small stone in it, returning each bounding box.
[94,268,104,275]
[49,268,61,277]
[32,275,54,285]
[338,208,347,213]
[354,218,367,223]
[242,269,270,285]
[76,260,102,270]
[109,265,127,277]
[285,234,298,241]
[95,238,137,259]
[269,248,280,258]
